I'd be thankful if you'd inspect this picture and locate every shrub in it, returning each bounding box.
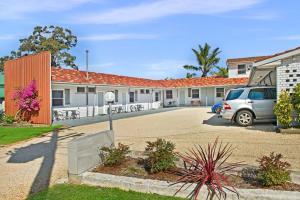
[172,138,241,200]
[274,90,293,128]
[257,152,291,186]
[13,80,40,121]
[144,138,176,173]
[292,83,300,122]
[0,114,14,125]
[100,143,130,166]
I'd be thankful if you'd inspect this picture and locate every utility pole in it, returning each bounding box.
[86,50,89,117]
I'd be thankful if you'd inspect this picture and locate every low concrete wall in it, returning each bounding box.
[80,172,300,200]
[68,130,114,175]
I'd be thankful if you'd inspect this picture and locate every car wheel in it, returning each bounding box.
[236,110,253,127]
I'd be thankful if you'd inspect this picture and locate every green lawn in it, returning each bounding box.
[0,125,62,145]
[27,184,183,200]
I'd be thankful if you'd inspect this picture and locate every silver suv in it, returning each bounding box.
[220,86,276,126]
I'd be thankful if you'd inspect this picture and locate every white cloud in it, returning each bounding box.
[73,0,262,24]
[0,0,93,19]
[244,11,280,20]
[0,35,15,40]
[274,35,300,41]
[142,59,190,79]
[79,33,158,41]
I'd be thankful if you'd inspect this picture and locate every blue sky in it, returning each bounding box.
[0,0,299,79]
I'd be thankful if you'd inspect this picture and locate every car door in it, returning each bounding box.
[264,88,277,119]
[247,88,276,119]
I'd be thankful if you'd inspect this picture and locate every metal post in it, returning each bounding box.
[108,102,113,131]
[86,50,89,117]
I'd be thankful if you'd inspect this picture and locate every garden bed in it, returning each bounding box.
[93,157,300,192]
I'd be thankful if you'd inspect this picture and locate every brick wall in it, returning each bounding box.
[276,55,300,97]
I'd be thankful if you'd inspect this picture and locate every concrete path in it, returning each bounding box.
[1,107,299,200]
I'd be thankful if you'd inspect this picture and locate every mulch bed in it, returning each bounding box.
[93,157,300,192]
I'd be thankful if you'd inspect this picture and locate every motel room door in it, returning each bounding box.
[179,90,185,106]
[98,92,104,114]
[200,88,214,106]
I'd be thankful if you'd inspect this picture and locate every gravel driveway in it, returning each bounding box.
[0,107,299,200]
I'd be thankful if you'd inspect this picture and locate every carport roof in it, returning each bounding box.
[51,67,248,88]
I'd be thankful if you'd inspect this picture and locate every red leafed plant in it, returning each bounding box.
[172,138,242,200]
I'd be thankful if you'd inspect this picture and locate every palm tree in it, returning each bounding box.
[183,43,221,77]
[186,72,196,78]
[213,66,228,77]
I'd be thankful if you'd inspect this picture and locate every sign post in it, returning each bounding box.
[104,92,115,131]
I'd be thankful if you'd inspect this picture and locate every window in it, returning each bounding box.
[52,90,63,106]
[65,89,70,105]
[264,88,276,99]
[129,92,134,103]
[238,64,246,75]
[216,88,225,98]
[192,89,199,98]
[248,88,264,100]
[140,89,145,94]
[114,90,118,102]
[146,89,150,94]
[77,87,85,93]
[155,92,160,101]
[88,87,96,93]
[226,89,244,101]
[188,88,191,97]
[166,90,173,99]
[248,88,276,100]
[135,91,138,101]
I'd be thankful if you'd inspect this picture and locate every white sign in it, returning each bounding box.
[104,91,115,103]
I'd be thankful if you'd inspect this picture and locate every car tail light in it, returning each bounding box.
[223,103,231,110]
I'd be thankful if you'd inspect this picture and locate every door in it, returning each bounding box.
[122,92,127,105]
[179,90,185,105]
[247,88,276,119]
[201,88,214,106]
[98,92,104,107]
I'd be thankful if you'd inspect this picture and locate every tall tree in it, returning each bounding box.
[212,66,228,77]
[183,43,221,77]
[0,25,78,71]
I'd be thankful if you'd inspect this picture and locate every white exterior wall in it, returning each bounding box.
[228,62,253,78]
[51,83,163,119]
[276,55,300,97]
[163,86,239,107]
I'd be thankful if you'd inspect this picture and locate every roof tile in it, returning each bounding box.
[51,67,248,88]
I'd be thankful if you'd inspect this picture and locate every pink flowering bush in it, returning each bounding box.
[13,80,40,121]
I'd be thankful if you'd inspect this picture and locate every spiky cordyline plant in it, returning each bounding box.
[172,138,242,200]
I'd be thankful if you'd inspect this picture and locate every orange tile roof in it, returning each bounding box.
[51,67,248,88]
[227,56,272,63]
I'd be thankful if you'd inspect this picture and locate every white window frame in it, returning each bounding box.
[52,90,64,107]
[191,89,199,99]
[77,87,85,93]
[166,90,173,99]
[237,64,246,75]
[216,88,225,98]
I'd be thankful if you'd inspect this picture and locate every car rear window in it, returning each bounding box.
[226,89,244,101]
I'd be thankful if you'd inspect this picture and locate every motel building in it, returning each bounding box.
[4,46,300,125]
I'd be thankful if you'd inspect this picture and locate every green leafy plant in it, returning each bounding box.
[172,138,241,200]
[257,152,291,186]
[292,83,300,122]
[0,114,15,125]
[274,90,293,128]
[144,138,177,173]
[100,143,130,166]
